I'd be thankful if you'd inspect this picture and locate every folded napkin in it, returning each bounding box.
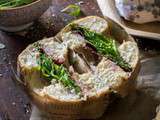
[115,0,160,23]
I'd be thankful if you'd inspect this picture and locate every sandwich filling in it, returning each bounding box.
[19,17,138,101]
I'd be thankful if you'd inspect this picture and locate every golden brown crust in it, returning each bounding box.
[17,16,140,119]
[60,16,109,35]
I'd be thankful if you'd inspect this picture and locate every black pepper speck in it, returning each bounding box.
[137,5,144,11]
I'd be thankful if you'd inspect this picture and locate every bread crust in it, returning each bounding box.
[17,16,140,119]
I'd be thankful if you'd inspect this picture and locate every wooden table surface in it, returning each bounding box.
[0,0,160,120]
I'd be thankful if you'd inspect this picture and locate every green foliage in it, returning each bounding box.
[61,4,81,17]
[71,24,132,72]
[0,0,33,9]
[34,43,80,93]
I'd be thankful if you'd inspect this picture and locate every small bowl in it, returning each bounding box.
[0,0,52,32]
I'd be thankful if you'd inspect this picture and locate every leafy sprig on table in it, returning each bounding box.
[61,4,81,17]
[71,24,132,72]
[34,43,81,93]
[0,0,33,9]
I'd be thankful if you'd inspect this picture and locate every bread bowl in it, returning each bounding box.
[17,16,140,119]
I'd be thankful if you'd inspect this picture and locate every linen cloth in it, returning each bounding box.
[115,0,160,23]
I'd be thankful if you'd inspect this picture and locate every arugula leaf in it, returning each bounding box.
[71,24,132,72]
[0,0,33,9]
[0,0,10,5]
[34,43,81,93]
[61,4,81,17]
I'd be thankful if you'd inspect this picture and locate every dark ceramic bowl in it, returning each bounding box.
[0,0,52,32]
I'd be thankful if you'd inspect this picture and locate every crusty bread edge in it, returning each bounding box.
[17,16,140,119]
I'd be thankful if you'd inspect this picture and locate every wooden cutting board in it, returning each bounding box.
[0,0,160,119]
[97,0,160,40]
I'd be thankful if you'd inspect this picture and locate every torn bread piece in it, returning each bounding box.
[17,16,140,119]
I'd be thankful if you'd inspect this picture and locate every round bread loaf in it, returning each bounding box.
[17,16,140,119]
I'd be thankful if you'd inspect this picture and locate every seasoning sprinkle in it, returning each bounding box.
[0,43,5,50]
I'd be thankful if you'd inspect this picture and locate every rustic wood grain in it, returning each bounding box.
[0,0,160,120]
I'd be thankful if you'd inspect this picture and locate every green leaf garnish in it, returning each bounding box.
[0,0,33,9]
[34,43,80,93]
[71,24,132,72]
[61,4,81,17]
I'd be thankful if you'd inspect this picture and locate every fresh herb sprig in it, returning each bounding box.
[61,4,81,17]
[0,0,33,9]
[34,43,81,93]
[71,24,132,72]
